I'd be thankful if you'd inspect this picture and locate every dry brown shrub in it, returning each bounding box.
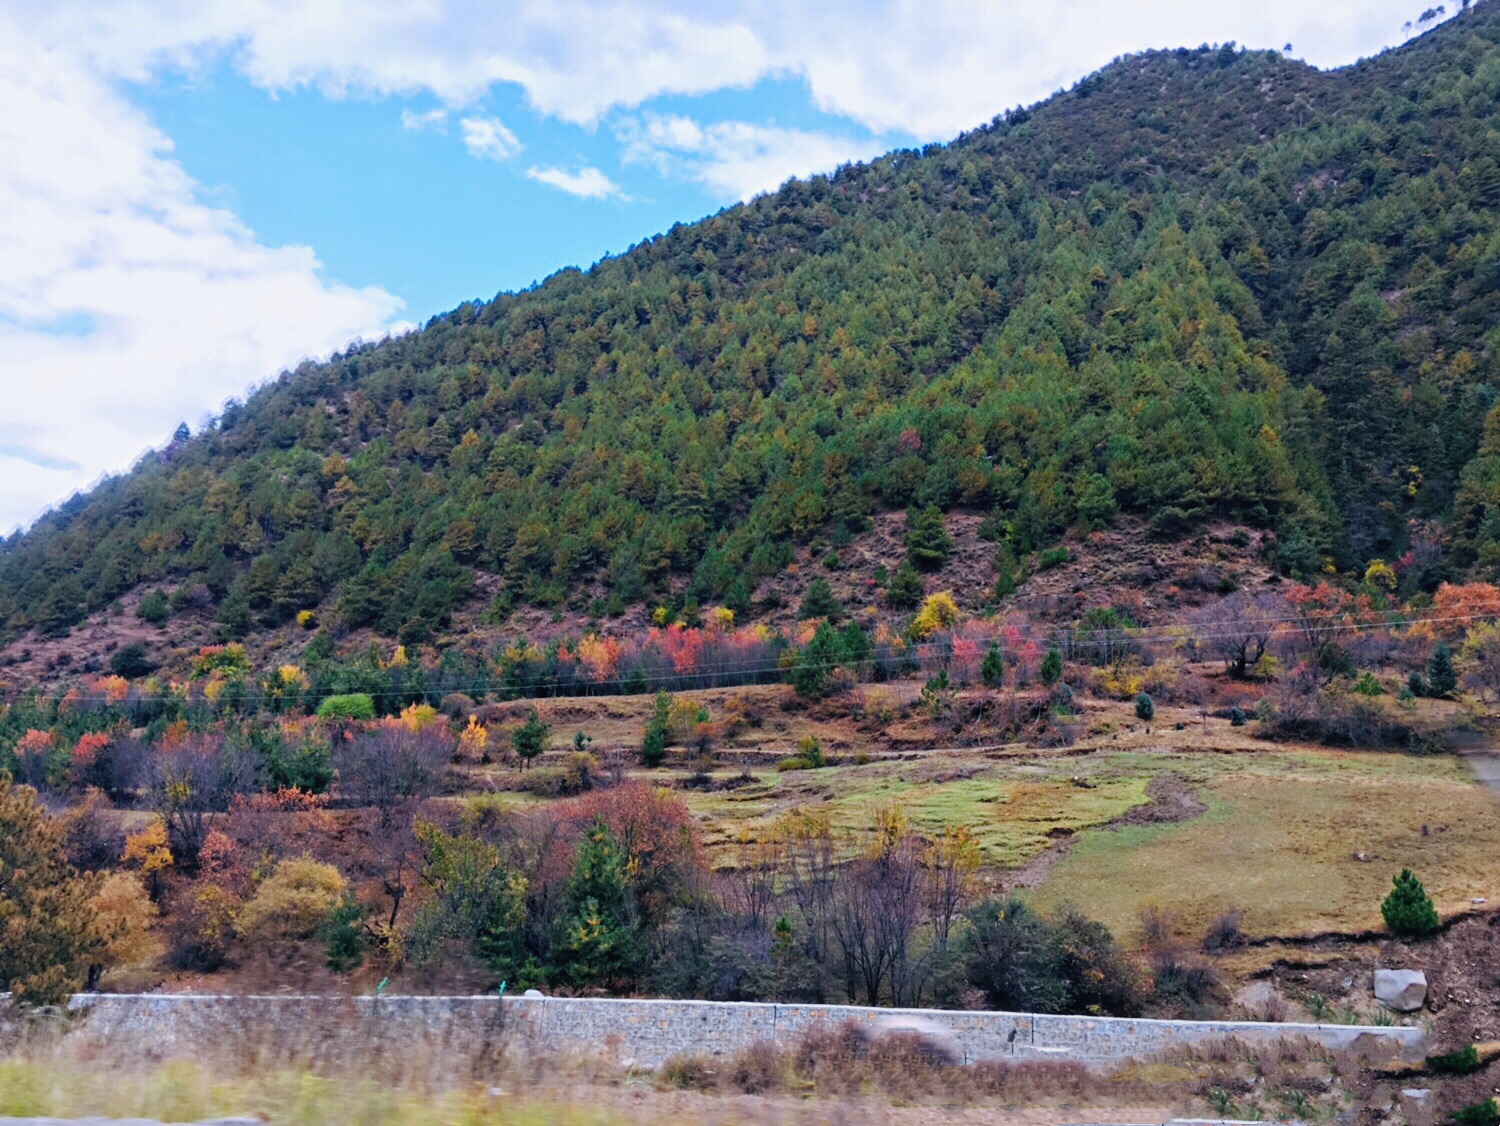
[965,1057,1098,1101]
[657,1052,718,1090]
[726,1040,786,1094]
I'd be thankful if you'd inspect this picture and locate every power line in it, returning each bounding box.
[4,606,1494,707]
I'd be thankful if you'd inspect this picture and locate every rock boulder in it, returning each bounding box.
[1374,969,1427,1012]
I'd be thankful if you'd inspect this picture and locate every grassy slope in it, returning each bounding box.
[597,692,1500,947]
[1027,746,1500,942]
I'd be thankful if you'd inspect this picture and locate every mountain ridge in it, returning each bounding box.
[4,4,1500,676]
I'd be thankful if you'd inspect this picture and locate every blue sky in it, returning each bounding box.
[0,0,1450,531]
[134,67,903,318]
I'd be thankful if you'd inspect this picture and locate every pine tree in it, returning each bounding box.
[885,561,925,608]
[981,642,1005,688]
[789,623,844,699]
[1427,645,1458,698]
[511,708,552,770]
[905,506,954,571]
[798,577,844,621]
[992,543,1020,600]
[1040,645,1064,686]
[641,691,671,766]
[318,890,369,974]
[1381,868,1440,937]
[556,819,639,988]
[1134,691,1154,721]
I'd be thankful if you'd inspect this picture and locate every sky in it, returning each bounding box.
[0,0,1452,533]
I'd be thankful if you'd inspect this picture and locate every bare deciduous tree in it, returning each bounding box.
[924,824,979,952]
[333,723,451,826]
[830,809,925,1006]
[138,736,260,864]
[1187,590,1287,678]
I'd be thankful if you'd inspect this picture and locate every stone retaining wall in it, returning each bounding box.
[22,994,1423,1070]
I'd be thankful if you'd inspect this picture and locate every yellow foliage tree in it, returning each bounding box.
[399,702,440,731]
[237,857,347,942]
[458,715,489,760]
[88,872,163,988]
[909,591,961,639]
[122,818,173,897]
[1363,558,1397,592]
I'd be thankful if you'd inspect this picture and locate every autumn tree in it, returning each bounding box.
[1186,590,1287,678]
[87,872,163,989]
[138,737,260,865]
[408,821,526,976]
[0,779,104,1005]
[924,824,980,951]
[830,807,924,1005]
[1461,622,1500,703]
[122,818,173,899]
[238,857,348,944]
[333,721,450,826]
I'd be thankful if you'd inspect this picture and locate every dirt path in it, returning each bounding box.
[1004,773,1206,892]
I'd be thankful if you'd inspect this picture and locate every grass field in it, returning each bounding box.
[1026,746,1500,942]
[662,696,1500,945]
[681,757,1151,866]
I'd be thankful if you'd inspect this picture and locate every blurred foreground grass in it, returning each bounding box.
[0,1058,624,1125]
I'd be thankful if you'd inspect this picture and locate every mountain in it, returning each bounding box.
[5,6,1500,666]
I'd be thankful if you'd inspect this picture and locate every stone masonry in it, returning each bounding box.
[18,994,1425,1070]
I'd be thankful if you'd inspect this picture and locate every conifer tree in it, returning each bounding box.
[1040,645,1064,686]
[1427,645,1458,698]
[905,506,954,571]
[556,819,639,988]
[511,708,552,770]
[1381,868,1440,937]
[798,577,844,621]
[981,642,1005,688]
[993,543,1020,600]
[640,691,671,766]
[885,561,925,608]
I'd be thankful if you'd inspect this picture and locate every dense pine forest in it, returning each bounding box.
[5,5,1500,654]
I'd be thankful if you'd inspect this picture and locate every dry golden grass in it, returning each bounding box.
[1027,748,1500,942]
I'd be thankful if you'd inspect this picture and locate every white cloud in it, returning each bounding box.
[0,18,404,531]
[619,114,884,200]
[526,166,622,198]
[0,0,1460,527]
[401,106,448,131]
[459,114,523,159]
[9,0,1446,138]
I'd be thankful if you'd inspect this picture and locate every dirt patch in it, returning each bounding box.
[1258,912,1500,1119]
[1005,773,1205,891]
[1111,773,1208,827]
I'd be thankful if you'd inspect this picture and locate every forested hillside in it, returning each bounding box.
[5,4,1500,654]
